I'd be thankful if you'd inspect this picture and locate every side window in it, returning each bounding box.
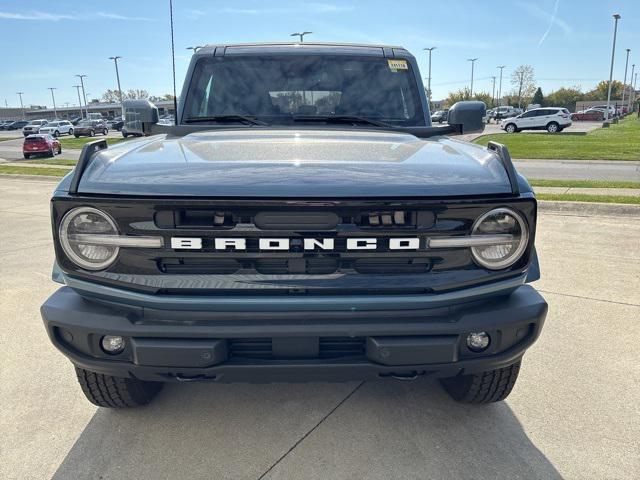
[535,110,549,117]
[521,111,536,118]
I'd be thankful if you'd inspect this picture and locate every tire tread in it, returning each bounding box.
[75,367,162,408]
[440,361,521,404]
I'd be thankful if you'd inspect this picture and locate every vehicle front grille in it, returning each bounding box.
[53,196,536,294]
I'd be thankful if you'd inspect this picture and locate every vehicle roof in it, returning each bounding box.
[195,41,410,57]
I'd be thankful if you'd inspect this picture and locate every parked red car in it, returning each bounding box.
[22,134,62,159]
[571,109,605,121]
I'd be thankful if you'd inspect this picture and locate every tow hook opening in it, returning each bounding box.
[379,371,423,381]
[174,374,218,382]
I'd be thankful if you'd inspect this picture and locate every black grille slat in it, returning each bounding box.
[229,338,273,359]
[228,337,365,360]
[353,258,430,274]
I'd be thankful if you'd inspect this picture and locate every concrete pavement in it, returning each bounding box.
[0,176,638,480]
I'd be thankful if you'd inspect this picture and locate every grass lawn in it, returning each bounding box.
[536,193,640,205]
[0,165,70,177]
[474,116,640,160]
[528,179,640,189]
[59,136,129,149]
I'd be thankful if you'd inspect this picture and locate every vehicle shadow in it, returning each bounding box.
[52,379,562,480]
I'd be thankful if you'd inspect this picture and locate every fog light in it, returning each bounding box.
[466,332,490,352]
[101,335,125,354]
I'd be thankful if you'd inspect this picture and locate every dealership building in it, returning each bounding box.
[0,100,175,121]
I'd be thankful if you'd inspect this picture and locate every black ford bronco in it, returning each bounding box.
[41,42,547,408]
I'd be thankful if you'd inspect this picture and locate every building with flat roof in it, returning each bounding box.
[2,100,176,121]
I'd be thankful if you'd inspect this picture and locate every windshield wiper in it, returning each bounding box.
[184,115,268,126]
[292,115,393,128]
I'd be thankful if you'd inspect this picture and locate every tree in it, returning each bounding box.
[101,89,150,103]
[472,92,494,108]
[532,87,544,106]
[545,87,584,111]
[444,87,472,107]
[510,65,536,108]
[123,89,150,100]
[584,80,623,100]
[149,93,177,102]
[101,89,121,103]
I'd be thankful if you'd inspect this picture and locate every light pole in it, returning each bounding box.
[491,76,496,108]
[16,92,24,120]
[628,64,635,111]
[186,46,202,53]
[75,74,88,118]
[621,49,630,113]
[47,87,58,119]
[634,72,638,112]
[605,14,621,121]
[73,85,83,118]
[109,56,124,106]
[290,31,312,42]
[16,92,25,119]
[423,47,436,105]
[516,70,525,109]
[497,65,506,107]
[467,58,478,97]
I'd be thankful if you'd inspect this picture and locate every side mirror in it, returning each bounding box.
[447,101,486,134]
[123,99,159,136]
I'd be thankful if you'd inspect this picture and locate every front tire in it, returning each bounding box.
[103,128,108,135]
[547,122,559,133]
[75,367,163,408]
[53,130,59,137]
[89,129,95,137]
[68,128,74,136]
[440,360,521,404]
[505,123,517,133]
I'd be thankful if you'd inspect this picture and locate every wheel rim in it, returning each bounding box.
[549,124,557,132]
[507,125,515,133]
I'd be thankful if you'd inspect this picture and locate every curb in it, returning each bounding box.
[538,200,640,217]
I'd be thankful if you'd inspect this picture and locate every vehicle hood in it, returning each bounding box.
[76,129,512,197]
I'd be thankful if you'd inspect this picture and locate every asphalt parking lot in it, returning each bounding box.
[1,176,638,480]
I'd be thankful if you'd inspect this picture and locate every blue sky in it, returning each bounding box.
[1,0,638,109]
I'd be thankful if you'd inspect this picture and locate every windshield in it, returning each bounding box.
[183,55,425,126]
[78,120,93,126]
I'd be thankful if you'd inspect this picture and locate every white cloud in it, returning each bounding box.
[96,12,154,21]
[0,11,76,21]
[0,10,154,22]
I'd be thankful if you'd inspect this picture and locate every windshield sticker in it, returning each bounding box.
[388,59,408,71]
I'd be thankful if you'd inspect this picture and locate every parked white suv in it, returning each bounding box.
[39,120,74,137]
[22,119,48,137]
[501,107,572,133]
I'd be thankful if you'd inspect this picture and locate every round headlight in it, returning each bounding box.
[471,208,529,270]
[59,207,119,270]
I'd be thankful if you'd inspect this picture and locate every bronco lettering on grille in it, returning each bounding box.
[170,237,421,251]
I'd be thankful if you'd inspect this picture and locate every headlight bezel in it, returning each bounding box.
[470,207,529,270]
[58,206,121,271]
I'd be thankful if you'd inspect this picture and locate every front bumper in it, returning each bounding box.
[41,285,547,383]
